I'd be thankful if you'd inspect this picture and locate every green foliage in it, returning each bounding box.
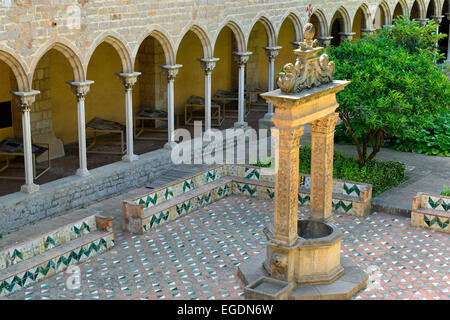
[381,15,447,59]
[251,145,407,197]
[441,185,450,197]
[328,16,450,163]
[391,108,450,156]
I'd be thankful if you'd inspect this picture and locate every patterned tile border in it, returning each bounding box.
[0,233,114,296]
[412,193,450,233]
[0,216,97,270]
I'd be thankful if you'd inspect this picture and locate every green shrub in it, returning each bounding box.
[328,16,450,162]
[441,185,450,197]
[251,145,408,197]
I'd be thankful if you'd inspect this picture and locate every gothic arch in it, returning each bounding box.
[247,15,277,47]
[177,24,213,58]
[279,12,304,42]
[88,32,133,73]
[213,20,246,53]
[134,28,176,65]
[0,47,29,92]
[29,39,84,85]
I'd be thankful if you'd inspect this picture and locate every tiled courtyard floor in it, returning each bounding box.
[7,195,450,300]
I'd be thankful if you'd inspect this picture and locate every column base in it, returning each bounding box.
[164,141,178,150]
[21,183,39,194]
[258,113,274,130]
[76,168,91,177]
[122,154,139,162]
[234,121,248,129]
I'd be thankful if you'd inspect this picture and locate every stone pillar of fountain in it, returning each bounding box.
[238,16,368,300]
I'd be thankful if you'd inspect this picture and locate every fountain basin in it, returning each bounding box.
[263,219,344,285]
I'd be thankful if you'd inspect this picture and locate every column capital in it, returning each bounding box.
[66,80,94,101]
[197,57,219,75]
[339,32,356,41]
[10,90,40,112]
[232,51,252,66]
[431,15,444,24]
[415,18,429,26]
[361,28,377,35]
[262,46,282,60]
[160,64,183,81]
[116,72,141,90]
[276,126,304,149]
[316,36,333,47]
[310,113,339,134]
[290,41,302,50]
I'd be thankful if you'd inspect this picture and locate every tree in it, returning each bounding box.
[328,16,450,166]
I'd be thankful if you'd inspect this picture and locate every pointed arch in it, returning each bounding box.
[330,6,352,34]
[88,32,133,73]
[0,47,29,92]
[279,12,303,42]
[410,0,426,18]
[176,24,213,58]
[374,0,392,26]
[213,19,246,53]
[353,3,373,30]
[29,39,84,85]
[394,0,409,16]
[247,15,277,47]
[311,8,329,36]
[134,28,176,65]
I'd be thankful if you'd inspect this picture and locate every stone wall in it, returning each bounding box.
[0,128,244,234]
[0,0,445,92]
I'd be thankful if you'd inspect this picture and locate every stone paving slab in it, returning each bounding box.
[5,195,449,300]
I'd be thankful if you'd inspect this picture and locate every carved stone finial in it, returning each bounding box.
[276,11,335,94]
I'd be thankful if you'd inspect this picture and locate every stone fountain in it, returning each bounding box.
[237,18,368,300]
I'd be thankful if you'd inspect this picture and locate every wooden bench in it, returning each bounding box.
[0,138,51,180]
[184,95,225,127]
[0,210,114,296]
[411,193,449,233]
[86,117,126,155]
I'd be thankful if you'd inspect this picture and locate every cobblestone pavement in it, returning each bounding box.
[7,195,450,300]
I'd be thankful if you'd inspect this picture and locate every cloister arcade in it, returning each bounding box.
[0,0,448,197]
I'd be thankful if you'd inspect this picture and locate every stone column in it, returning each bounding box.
[11,90,40,194]
[160,64,182,150]
[67,80,94,177]
[272,126,304,247]
[339,32,356,42]
[310,113,339,222]
[117,72,141,162]
[316,36,333,48]
[262,46,282,121]
[431,16,444,45]
[232,52,252,128]
[198,57,219,132]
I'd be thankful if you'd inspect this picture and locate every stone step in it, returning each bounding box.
[0,210,100,271]
[0,230,114,296]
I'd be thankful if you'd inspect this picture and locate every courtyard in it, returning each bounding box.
[0,0,449,303]
[5,194,448,300]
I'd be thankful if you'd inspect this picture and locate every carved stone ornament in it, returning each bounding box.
[277,22,335,94]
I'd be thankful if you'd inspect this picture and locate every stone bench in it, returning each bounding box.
[123,164,374,235]
[230,165,372,217]
[411,193,450,233]
[0,210,114,296]
[122,165,232,234]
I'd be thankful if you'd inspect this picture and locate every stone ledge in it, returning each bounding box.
[239,253,368,300]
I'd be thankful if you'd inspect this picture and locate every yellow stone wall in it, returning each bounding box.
[0,61,13,141]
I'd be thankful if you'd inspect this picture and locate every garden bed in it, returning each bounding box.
[252,144,408,197]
